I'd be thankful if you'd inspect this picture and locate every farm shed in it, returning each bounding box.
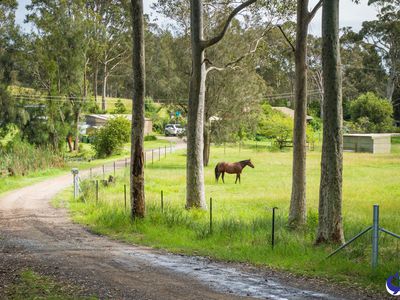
[343,134,391,154]
[85,114,153,135]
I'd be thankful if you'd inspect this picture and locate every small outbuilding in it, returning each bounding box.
[85,114,153,135]
[343,134,391,154]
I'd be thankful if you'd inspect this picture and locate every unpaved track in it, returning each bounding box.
[0,145,384,299]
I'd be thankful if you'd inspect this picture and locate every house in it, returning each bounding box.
[84,114,153,135]
[272,107,313,122]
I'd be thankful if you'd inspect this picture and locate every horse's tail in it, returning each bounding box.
[215,164,220,182]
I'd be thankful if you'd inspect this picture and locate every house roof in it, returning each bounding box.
[272,107,313,121]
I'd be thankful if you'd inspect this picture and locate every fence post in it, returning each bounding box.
[125,158,127,168]
[113,161,116,177]
[161,190,164,213]
[102,165,105,180]
[272,207,278,249]
[124,184,127,212]
[210,197,213,234]
[71,169,79,199]
[95,180,99,203]
[372,204,379,269]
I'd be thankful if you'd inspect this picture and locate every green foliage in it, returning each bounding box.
[144,134,157,141]
[92,117,130,158]
[257,104,293,148]
[0,138,64,176]
[349,92,394,132]
[113,99,127,114]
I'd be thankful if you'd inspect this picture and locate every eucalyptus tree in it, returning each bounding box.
[287,0,322,229]
[360,0,400,103]
[26,0,87,150]
[130,0,146,218]
[316,0,345,245]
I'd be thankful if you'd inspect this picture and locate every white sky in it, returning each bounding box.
[16,0,379,35]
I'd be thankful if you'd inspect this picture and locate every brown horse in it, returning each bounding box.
[215,159,254,184]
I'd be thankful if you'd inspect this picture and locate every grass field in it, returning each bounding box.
[64,141,400,292]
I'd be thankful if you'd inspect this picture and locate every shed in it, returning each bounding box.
[85,114,153,135]
[343,134,391,154]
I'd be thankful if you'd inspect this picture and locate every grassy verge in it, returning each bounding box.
[5,269,96,300]
[0,139,176,195]
[62,144,400,292]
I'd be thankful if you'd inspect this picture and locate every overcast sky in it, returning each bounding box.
[15,0,379,36]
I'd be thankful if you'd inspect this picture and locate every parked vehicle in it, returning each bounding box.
[164,124,185,136]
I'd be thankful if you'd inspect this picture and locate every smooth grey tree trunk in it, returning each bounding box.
[186,0,206,208]
[289,0,322,229]
[203,119,211,167]
[130,0,146,218]
[102,64,107,111]
[94,64,98,104]
[289,0,309,229]
[316,0,345,245]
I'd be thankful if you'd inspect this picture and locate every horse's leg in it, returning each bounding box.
[238,174,241,184]
[222,172,225,183]
[235,174,238,184]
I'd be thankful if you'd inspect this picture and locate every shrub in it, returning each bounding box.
[257,104,293,149]
[144,134,157,141]
[92,116,130,158]
[349,92,394,133]
[113,99,127,114]
[0,139,64,176]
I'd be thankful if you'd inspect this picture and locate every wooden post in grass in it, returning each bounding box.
[113,161,116,176]
[161,190,164,213]
[96,180,99,203]
[124,184,127,211]
[210,197,213,234]
[272,207,278,249]
[102,165,105,180]
[125,158,127,168]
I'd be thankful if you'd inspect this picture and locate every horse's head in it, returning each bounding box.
[247,159,255,168]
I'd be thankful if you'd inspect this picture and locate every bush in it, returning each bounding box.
[0,139,64,176]
[144,134,157,141]
[92,116,130,158]
[349,92,394,133]
[257,104,293,148]
[113,99,127,114]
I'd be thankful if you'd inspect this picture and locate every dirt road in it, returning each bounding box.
[0,144,384,299]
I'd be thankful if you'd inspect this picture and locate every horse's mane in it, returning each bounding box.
[238,159,250,166]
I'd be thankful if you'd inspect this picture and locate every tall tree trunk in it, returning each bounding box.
[94,63,98,103]
[386,67,396,103]
[102,64,107,111]
[73,108,80,152]
[130,0,146,218]
[186,0,206,209]
[316,0,345,245]
[289,0,310,229]
[203,118,211,167]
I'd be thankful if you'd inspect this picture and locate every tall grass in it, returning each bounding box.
[0,141,64,176]
[66,144,400,291]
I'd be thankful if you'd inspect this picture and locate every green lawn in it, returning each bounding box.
[65,143,400,292]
